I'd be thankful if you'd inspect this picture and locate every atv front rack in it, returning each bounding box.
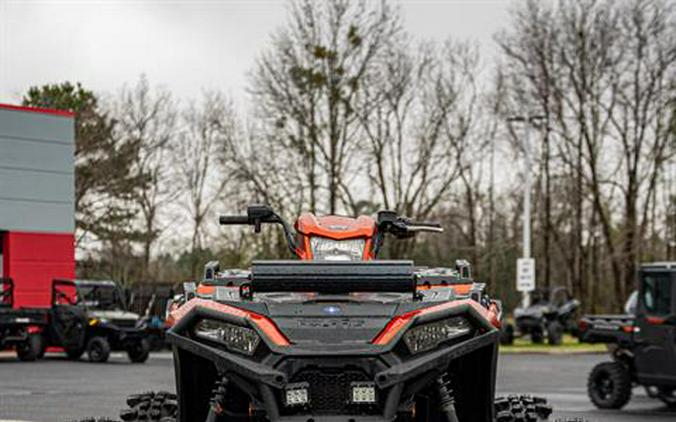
[242,260,416,298]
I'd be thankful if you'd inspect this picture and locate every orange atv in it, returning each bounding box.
[119,205,560,422]
[167,206,498,325]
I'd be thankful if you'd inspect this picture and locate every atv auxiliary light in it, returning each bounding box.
[403,316,473,354]
[284,382,310,407]
[351,382,377,404]
[193,319,261,356]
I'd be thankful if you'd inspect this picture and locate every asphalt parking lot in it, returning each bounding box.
[0,352,674,422]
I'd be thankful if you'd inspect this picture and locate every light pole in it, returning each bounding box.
[507,114,544,309]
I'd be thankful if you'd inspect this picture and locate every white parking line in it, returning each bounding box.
[0,420,36,422]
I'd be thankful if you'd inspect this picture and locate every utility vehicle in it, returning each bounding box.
[42,279,150,363]
[115,205,563,422]
[579,262,676,409]
[501,287,580,346]
[0,277,48,361]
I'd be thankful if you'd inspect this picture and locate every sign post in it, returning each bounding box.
[508,114,544,309]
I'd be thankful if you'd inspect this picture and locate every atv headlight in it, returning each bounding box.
[89,318,108,326]
[403,316,473,354]
[310,237,366,261]
[194,319,261,356]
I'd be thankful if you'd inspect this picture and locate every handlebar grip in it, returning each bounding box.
[409,221,442,228]
[219,215,251,225]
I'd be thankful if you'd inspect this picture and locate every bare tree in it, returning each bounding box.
[250,0,399,214]
[112,75,178,279]
[608,0,676,299]
[356,39,491,257]
[498,0,676,309]
[172,92,235,278]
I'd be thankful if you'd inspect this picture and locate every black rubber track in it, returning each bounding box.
[119,391,178,422]
[75,392,585,422]
[494,395,553,421]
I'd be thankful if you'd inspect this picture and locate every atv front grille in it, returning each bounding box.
[280,368,382,416]
[113,319,137,328]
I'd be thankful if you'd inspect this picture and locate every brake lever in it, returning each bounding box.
[405,224,444,233]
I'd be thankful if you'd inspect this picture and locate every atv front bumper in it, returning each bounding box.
[91,324,148,350]
[168,302,499,422]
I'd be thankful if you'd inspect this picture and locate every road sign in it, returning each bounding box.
[516,258,536,292]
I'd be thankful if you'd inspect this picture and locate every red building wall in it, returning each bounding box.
[3,231,75,308]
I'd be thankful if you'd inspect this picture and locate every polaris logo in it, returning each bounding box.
[323,305,341,314]
[298,319,366,329]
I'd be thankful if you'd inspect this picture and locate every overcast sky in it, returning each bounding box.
[0,0,512,105]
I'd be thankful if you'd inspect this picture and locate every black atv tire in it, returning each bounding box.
[546,321,564,346]
[16,332,42,362]
[147,332,165,351]
[654,387,676,408]
[119,391,177,422]
[587,361,632,409]
[66,347,85,360]
[500,323,515,346]
[87,336,111,363]
[530,329,545,344]
[38,340,47,359]
[127,338,150,363]
[494,395,552,421]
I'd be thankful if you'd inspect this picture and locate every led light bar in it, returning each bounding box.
[351,382,377,404]
[284,382,310,407]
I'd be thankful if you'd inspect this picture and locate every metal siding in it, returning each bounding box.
[0,108,73,144]
[5,231,75,308]
[0,136,74,173]
[0,168,73,203]
[0,199,73,232]
[0,108,74,233]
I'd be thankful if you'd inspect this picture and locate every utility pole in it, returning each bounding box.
[508,115,544,309]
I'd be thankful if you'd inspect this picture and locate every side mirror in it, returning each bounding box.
[183,282,197,300]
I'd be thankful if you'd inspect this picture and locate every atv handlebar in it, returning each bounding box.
[219,215,251,225]
[372,211,443,256]
[376,210,443,238]
[219,205,285,232]
[220,205,299,256]
[401,221,443,232]
[220,205,444,259]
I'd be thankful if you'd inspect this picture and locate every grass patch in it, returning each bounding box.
[499,334,607,354]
